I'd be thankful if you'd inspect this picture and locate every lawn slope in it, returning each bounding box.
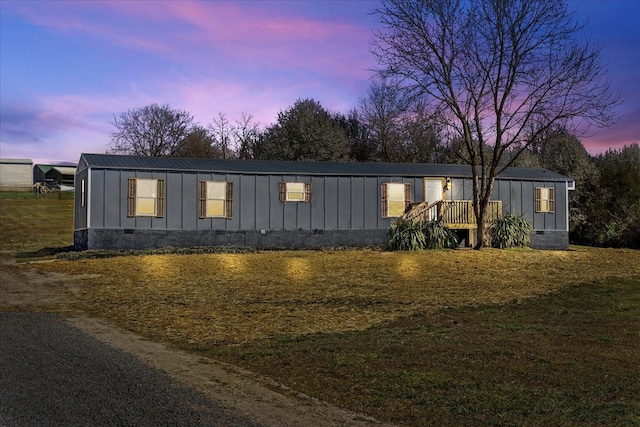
[4,197,640,425]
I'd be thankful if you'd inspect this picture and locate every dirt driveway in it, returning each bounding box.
[0,253,391,426]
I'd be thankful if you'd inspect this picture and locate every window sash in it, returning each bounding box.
[382,183,410,218]
[280,182,311,202]
[535,187,555,213]
[127,178,164,218]
[199,181,233,219]
[80,179,85,208]
[136,179,157,216]
[207,181,227,217]
[137,197,157,216]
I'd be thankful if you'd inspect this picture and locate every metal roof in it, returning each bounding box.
[35,165,55,174]
[50,166,77,176]
[35,164,78,174]
[1,158,33,165]
[79,153,572,182]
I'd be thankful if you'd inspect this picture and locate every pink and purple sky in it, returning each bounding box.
[1,0,638,165]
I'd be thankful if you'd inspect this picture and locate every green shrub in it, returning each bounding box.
[387,220,460,251]
[387,219,426,251]
[491,214,533,248]
[422,221,459,249]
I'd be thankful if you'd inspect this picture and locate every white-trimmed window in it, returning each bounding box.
[279,182,311,202]
[535,187,555,213]
[199,181,233,218]
[382,182,411,218]
[127,178,165,217]
[80,179,86,208]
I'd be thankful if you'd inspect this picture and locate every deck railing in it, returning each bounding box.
[402,200,502,228]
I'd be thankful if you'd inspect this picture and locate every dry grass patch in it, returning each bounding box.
[24,247,640,425]
[33,247,639,347]
[6,194,639,425]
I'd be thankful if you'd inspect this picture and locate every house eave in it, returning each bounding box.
[78,154,573,182]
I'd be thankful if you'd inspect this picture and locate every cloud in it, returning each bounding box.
[4,1,375,125]
[8,1,173,56]
[0,95,118,163]
[6,0,632,163]
[8,0,375,81]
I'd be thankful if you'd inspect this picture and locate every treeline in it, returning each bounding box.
[518,136,639,249]
[108,99,639,249]
[108,97,457,164]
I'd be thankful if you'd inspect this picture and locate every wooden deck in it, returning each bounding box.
[402,200,503,229]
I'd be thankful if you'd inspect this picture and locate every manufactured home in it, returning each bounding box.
[74,154,574,251]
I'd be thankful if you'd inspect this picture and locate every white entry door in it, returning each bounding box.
[424,179,444,205]
[424,179,444,221]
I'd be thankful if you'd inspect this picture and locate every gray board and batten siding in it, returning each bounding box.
[74,154,574,251]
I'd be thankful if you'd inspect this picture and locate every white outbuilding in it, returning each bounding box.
[0,158,33,191]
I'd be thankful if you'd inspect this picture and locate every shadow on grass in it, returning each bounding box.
[15,245,75,260]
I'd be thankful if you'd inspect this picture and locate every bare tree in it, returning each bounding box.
[358,78,407,162]
[109,103,193,157]
[373,0,619,248]
[398,101,444,163]
[234,113,260,159]
[359,78,445,163]
[209,112,235,159]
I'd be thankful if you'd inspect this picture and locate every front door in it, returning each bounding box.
[424,178,444,221]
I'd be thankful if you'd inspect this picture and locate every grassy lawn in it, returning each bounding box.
[209,276,640,426]
[3,198,640,425]
[0,196,74,252]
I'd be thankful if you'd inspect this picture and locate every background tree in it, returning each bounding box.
[109,103,193,157]
[209,112,235,159]
[173,125,216,158]
[397,101,444,163]
[234,113,261,160]
[358,78,406,162]
[256,98,350,161]
[373,0,619,248]
[530,129,600,243]
[333,109,376,162]
[359,78,447,163]
[593,144,640,248]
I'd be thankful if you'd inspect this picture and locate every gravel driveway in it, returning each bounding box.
[0,255,388,427]
[0,311,261,427]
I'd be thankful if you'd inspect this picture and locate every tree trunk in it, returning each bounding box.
[474,199,487,250]
[473,176,496,250]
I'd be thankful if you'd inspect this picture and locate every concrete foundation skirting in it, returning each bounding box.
[74,228,569,251]
[75,228,390,251]
[529,230,569,250]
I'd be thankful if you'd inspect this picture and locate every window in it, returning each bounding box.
[279,182,311,202]
[199,181,233,218]
[382,182,411,218]
[535,187,555,213]
[127,178,165,217]
[80,179,85,208]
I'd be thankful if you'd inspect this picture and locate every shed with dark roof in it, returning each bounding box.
[74,153,574,250]
[33,164,77,190]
